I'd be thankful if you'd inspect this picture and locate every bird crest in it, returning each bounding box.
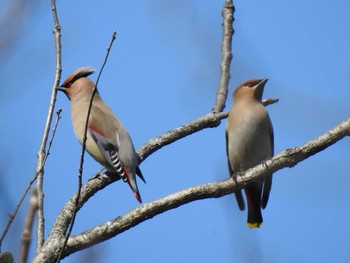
[61,66,95,88]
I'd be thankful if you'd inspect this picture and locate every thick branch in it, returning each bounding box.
[64,117,350,255]
[31,173,118,263]
[138,112,226,161]
[32,117,350,262]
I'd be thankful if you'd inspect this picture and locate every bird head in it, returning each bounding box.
[56,66,96,100]
[233,78,268,102]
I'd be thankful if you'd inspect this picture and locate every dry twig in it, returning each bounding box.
[19,187,39,263]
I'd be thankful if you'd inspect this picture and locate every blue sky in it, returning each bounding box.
[1,0,350,262]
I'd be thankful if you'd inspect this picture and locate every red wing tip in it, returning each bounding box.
[134,192,142,203]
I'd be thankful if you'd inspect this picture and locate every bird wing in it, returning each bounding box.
[88,127,128,182]
[226,130,245,211]
[136,166,146,184]
[261,120,274,209]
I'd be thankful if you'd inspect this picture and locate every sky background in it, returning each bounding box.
[1,0,350,262]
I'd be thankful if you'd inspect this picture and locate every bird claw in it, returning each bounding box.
[88,167,107,182]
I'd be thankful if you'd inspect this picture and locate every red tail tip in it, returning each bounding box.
[134,192,142,203]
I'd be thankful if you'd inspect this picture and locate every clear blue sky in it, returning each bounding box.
[1,0,350,262]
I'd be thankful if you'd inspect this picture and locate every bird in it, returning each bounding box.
[226,78,274,228]
[57,66,145,203]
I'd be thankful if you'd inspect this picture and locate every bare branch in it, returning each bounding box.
[212,0,234,113]
[0,108,61,252]
[138,112,226,162]
[43,109,62,166]
[31,0,62,252]
[0,175,36,250]
[19,187,39,263]
[32,173,118,263]
[0,252,14,263]
[32,117,350,262]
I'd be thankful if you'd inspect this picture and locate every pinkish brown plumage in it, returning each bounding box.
[226,78,274,228]
[57,67,145,203]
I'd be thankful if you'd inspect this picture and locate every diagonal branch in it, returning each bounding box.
[64,117,350,256]
[32,117,350,262]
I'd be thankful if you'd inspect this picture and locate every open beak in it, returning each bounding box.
[254,78,268,100]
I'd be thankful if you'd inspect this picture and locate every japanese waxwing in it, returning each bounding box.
[226,79,274,228]
[57,67,145,203]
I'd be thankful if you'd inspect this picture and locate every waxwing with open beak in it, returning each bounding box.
[226,78,274,228]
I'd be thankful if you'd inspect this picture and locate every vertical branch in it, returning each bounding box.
[34,0,62,252]
[55,31,117,263]
[212,0,234,113]
[19,187,39,263]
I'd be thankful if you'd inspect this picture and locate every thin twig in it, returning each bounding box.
[0,105,62,253]
[0,175,36,251]
[19,187,39,263]
[43,109,62,166]
[17,109,62,262]
[55,31,117,263]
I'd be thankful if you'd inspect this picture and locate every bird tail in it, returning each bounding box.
[235,190,245,211]
[124,168,143,203]
[245,186,263,228]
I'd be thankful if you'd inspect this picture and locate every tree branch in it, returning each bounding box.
[212,0,234,113]
[32,117,350,262]
[19,187,38,263]
[0,108,62,253]
[30,1,281,259]
[32,0,62,252]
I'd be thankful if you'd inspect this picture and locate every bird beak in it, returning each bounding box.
[56,86,70,100]
[56,86,65,92]
[254,78,268,100]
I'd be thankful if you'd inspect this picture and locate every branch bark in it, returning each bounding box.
[212,0,234,113]
[29,0,350,262]
[19,188,39,263]
[34,0,62,251]
[32,117,350,262]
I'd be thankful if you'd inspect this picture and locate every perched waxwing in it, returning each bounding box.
[226,79,274,228]
[57,67,145,203]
